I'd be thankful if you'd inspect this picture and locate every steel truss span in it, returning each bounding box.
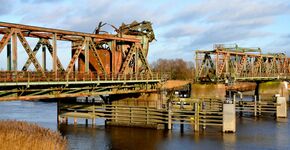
[0,21,160,101]
[195,44,290,82]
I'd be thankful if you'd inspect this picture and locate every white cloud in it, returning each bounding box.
[0,0,289,62]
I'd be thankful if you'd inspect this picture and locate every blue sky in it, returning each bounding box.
[0,0,290,68]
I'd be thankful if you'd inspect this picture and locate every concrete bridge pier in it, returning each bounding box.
[276,96,287,118]
[223,103,236,132]
[255,81,288,118]
[191,83,226,100]
[256,81,289,102]
[190,83,236,132]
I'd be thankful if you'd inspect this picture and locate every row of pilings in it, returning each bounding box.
[57,81,288,133]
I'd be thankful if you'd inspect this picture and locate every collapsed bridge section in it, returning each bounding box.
[0,21,160,100]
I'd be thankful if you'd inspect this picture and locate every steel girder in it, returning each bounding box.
[195,44,290,82]
[0,79,160,101]
[0,21,157,100]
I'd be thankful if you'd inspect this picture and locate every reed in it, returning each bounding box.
[0,120,67,150]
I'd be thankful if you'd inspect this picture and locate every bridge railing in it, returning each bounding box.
[233,72,289,80]
[0,71,161,83]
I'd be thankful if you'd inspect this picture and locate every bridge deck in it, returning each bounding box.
[0,71,161,101]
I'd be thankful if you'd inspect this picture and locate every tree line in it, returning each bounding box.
[150,59,195,80]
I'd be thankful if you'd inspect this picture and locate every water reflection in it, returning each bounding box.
[0,101,289,150]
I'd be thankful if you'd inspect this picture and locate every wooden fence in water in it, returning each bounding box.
[57,96,285,132]
[57,99,224,131]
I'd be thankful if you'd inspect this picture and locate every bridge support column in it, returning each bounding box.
[223,103,236,132]
[191,83,226,99]
[276,96,287,118]
[257,81,289,102]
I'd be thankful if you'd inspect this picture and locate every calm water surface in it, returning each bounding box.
[0,101,289,150]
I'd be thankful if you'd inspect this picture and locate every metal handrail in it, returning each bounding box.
[0,71,161,83]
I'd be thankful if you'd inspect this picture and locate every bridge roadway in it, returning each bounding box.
[0,71,160,101]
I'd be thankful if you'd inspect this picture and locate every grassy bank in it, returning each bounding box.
[0,120,67,150]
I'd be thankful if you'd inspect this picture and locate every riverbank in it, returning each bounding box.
[0,120,67,150]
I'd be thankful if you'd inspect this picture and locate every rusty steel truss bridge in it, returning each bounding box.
[0,21,160,101]
[195,44,290,82]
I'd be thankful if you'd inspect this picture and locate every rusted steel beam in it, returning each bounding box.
[196,46,290,82]
[119,44,136,74]
[87,37,106,75]
[0,29,14,53]
[196,49,285,58]
[16,30,46,78]
[42,39,64,71]
[12,33,17,71]
[0,89,158,101]
[0,28,82,41]
[0,21,140,42]
[66,39,86,74]
[85,38,89,73]
[22,39,42,71]
[52,33,57,75]
[136,43,152,75]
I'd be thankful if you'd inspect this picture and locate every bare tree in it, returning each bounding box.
[151,59,195,80]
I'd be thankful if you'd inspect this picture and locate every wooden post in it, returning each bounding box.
[168,101,172,130]
[74,110,77,125]
[194,102,199,132]
[202,101,206,130]
[258,96,261,116]
[74,118,77,125]
[146,107,149,124]
[85,119,88,126]
[130,107,132,124]
[92,104,95,126]
[57,100,60,124]
[233,94,236,105]
[254,95,257,117]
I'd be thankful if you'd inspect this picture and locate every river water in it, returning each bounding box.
[0,101,289,150]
